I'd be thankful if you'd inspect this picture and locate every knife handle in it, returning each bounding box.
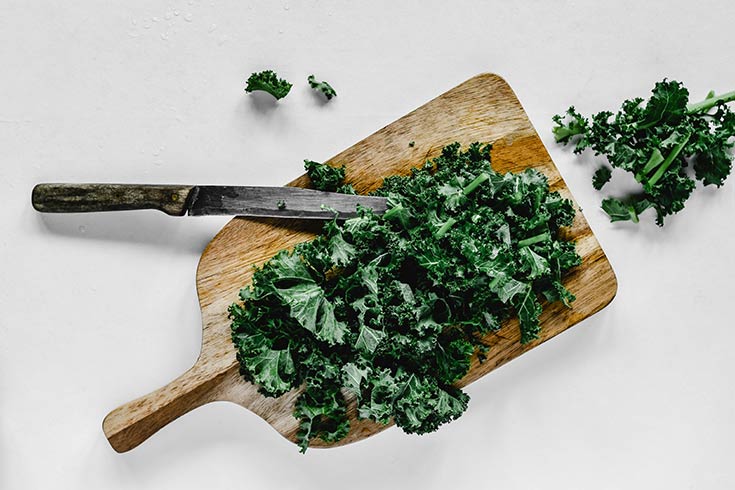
[31,183,195,216]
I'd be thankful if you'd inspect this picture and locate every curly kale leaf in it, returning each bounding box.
[554,79,735,225]
[269,251,348,345]
[245,70,293,100]
[304,159,347,192]
[552,106,589,150]
[341,362,371,396]
[391,373,469,434]
[592,166,612,190]
[231,331,296,396]
[434,338,474,384]
[230,143,580,451]
[295,386,350,453]
[307,75,337,100]
[637,79,689,129]
[691,104,735,186]
[514,287,543,344]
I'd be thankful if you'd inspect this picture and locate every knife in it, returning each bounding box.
[31,183,388,220]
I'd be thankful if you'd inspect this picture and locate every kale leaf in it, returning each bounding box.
[553,79,735,225]
[307,75,337,100]
[304,159,348,192]
[592,166,612,190]
[245,70,293,100]
[230,143,580,452]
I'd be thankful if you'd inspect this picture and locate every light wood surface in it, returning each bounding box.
[102,73,617,453]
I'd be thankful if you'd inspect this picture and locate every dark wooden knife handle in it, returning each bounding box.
[31,183,195,216]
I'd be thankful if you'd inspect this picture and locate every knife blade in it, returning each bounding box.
[31,183,388,219]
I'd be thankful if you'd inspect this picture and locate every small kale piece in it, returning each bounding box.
[304,160,347,192]
[601,197,650,223]
[307,75,337,100]
[245,70,293,100]
[335,184,357,194]
[391,374,469,434]
[294,386,350,453]
[592,166,612,190]
[230,143,580,452]
[552,106,588,149]
[554,79,735,225]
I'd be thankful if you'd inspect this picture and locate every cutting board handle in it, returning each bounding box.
[102,362,236,452]
[31,183,194,216]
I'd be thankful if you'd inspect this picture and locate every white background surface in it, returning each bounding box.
[2,1,734,488]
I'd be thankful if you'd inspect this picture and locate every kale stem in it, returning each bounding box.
[383,203,404,220]
[435,217,457,238]
[647,133,691,186]
[463,172,490,195]
[637,148,664,181]
[518,232,550,248]
[686,89,735,113]
[627,204,640,223]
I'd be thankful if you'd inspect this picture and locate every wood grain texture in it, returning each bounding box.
[102,73,617,452]
[31,183,193,215]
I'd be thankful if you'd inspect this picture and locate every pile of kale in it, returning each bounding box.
[553,79,735,225]
[229,143,581,452]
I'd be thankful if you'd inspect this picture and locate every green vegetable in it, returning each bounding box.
[307,75,337,100]
[230,143,580,452]
[245,70,293,100]
[592,166,612,190]
[553,79,735,225]
[304,159,356,194]
[600,197,652,223]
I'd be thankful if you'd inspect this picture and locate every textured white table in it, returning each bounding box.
[2,1,734,488]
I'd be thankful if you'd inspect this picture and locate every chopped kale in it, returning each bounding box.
[592,166,612,190]
[230,142,580,452]
[307,75,337,100]
[553,79,735,225]
[304,160,346,192]
[245,70,293,100]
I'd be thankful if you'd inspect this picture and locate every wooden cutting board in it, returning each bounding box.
[103,73,617,452]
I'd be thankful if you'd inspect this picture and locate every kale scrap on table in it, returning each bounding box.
[307,75,337,101]
[553,79,735,225]
[244,70,293,100]
[229,143,581,452]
